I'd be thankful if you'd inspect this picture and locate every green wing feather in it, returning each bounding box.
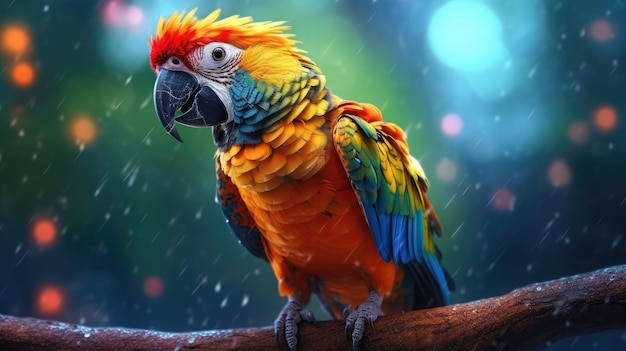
[332,101,450,304]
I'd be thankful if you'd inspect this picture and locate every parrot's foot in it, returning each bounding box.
[343,290,384,351]
[274,296,316,351]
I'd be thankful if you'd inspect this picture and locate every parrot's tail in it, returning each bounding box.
[405,258,455,309]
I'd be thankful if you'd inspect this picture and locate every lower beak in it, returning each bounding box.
[153,68,228,142]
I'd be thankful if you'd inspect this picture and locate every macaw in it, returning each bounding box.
[149,9,453,351]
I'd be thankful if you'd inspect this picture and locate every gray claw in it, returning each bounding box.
[343,290,384,351]
[343,306,354,340]
[274,296,316,351]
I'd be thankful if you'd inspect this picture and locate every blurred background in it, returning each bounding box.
[1,0,625,349]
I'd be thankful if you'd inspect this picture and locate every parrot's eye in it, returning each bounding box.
[198,43,242,73]
[212,47,225,61]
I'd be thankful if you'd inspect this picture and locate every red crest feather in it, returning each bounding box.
[149,8,312,71]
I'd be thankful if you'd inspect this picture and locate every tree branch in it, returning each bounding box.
[1,265,625,350]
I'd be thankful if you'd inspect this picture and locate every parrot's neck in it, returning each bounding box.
[216,72,339,190]
[213,69,335,151]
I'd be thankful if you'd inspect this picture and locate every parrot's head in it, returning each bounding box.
[149,9,321,145]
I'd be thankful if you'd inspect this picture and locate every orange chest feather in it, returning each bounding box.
[218,118,377,267]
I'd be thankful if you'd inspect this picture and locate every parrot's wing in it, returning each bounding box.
[216,155,268,261]
[332,101,451,305]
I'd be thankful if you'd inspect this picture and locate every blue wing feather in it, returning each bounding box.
[215,154,268,261]
[333,107,451,305]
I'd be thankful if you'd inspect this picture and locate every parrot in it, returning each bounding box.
[149,9,453,351]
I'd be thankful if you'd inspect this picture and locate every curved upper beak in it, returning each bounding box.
[153,68,228,142]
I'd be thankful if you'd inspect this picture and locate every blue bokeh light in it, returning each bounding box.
[427,0,508,73]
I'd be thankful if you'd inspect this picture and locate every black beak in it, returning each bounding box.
[153,68,228,142]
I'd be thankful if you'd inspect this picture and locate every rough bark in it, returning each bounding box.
[0,264,624,350]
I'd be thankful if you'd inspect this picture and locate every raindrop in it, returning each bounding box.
[214,281,221,293]
[220,296,228,308]
[536,285,542,292]
[94,179,107,197]
[612,234,623,249]
[191,276,207,296]
[241,294,249,307]
[168,216,177,227]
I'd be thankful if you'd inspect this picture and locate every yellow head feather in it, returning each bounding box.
[149,8,315,71]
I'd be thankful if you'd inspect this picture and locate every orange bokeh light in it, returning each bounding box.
[589,19,614,42]
[489,188,516,212]
[1,24,30,54]
[593,105,618,133]
[436,158,458,182]
[548,160,572,188]
[10,62,36,88]
[32,218,57,247]
[71,115,97,144]
[568,120,588,145]
[143,276,164,298]
[37,286,64,315]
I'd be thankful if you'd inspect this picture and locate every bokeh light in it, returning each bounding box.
[36,286,64,316]
[440,113,463,137]
[101,0,126,26]
[436,158,458,182]
[101,0,144,28]
[568,120,589,145]
[428,1,507,72]
[489,188,516,212]
[32,218,57,247]
[10,61,36,88]
[589,19,614,42]
[548,160,572,188]
[0,23,30,55]
[125,6,144,28]
[98,1,162,71]
[71,115,97,144]
[143,276,164,299]
[593,105,618,133]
